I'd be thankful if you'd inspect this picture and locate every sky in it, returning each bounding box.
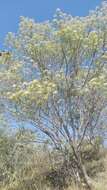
[0,0,102,49]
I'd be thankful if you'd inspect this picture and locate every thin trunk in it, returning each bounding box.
[69,145,92,190]
[78,161,92,190]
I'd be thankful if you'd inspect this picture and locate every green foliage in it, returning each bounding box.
[3,3,107,112]
[0,2,107,190]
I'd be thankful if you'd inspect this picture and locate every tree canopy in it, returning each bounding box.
[0,2,107,189]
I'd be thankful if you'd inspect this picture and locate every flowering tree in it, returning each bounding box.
[1,2,107,189]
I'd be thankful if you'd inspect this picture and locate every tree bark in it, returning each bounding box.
[78,161,92,190]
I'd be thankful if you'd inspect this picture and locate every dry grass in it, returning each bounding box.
[50,155,107,190]
[1,157,107,190]
[0,141,107,190]
[93,156,107,190]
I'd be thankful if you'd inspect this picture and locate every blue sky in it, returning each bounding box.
[0,0,102,49]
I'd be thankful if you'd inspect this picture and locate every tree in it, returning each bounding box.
[1,2,107,189]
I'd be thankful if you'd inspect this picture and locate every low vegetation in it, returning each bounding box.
[0,126,107,190]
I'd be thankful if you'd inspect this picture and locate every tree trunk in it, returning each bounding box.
[78,161,92,190]
[69,147,92,190]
